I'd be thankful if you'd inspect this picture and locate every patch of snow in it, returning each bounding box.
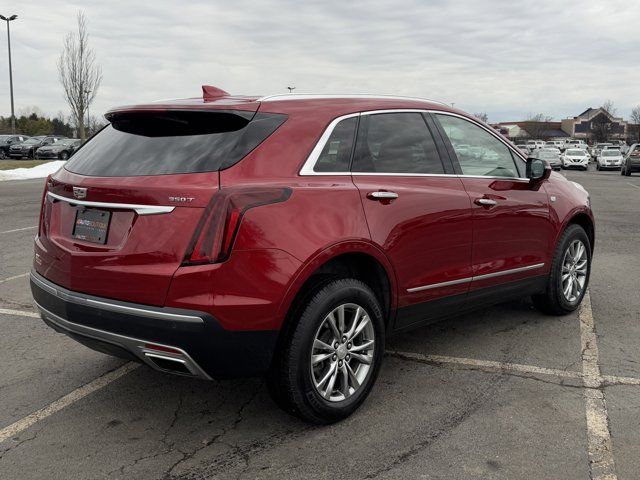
[0,161,66,181]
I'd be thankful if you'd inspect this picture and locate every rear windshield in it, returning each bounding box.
[65,110,287,176]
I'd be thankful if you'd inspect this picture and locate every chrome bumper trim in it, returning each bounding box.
[34,300,212,380]
[30,273,203,325]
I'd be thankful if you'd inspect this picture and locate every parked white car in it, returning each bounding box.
[565,139,587,150]
[526,140,545,151]
[535,148,562,170]
[596,149,624,170]
[593,143,613,158]
[540,146,561,157]
[561,149,589,170]
[545,140,565,150]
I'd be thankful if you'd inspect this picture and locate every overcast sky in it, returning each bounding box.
[2,0,639,123]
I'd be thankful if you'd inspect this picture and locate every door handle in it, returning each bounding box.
[367,191,399,200]
[474,198,497,207]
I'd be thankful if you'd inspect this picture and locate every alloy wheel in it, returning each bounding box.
[561,239,588,303]
[310,303,375,402]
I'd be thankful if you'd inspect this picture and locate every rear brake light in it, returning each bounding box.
[184,186,292,265]
[37,175,53,237]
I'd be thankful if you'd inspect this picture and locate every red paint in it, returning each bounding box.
[34,93,594,334]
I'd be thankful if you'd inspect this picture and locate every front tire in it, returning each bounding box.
[60,151,69,160]
[533,224,591,315]
[268,278,385,424]
[625,165,632,176]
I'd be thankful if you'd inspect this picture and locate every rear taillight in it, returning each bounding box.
[184,186,292,265]
[37,175,53,237]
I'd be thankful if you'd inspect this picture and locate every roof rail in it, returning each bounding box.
[256,93,450,107]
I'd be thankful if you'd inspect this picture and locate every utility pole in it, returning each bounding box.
[0,14,17,134]
[85,89,91,136]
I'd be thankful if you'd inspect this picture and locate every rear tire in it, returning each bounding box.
[60,151,69,160]
[267,278,385,424]
[532,224,591,315]
[625,166,632,176]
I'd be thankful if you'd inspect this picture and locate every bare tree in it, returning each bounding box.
[58,12,102,141]
[630,106,640,143]
[473,112,489,123]
[523,113,553,140]
[601,99,617,117]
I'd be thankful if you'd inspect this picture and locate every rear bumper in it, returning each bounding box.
[30,270,278,379]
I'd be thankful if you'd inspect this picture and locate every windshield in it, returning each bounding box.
[537,151,558,160]
[52,139,73,146]
[566,149,583,155]
[22,138,42,145]
[65,110,287,176]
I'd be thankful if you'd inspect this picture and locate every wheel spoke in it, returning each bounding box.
[350,352,373,365]
[346,307,362,339]
[326,313,341,341]
[337,304,346,335]
[316,361,337,389]
[340,364,350,398]
[350,339,375,353]
[574,242,584,263]
[564,277,573,298]
[313,338,334,352]
[312,352,334,365]
[350,315,370,341]
[346,362,360,390]
[323,363,339,399]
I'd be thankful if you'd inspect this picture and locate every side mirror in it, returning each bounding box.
[526,157,551,184]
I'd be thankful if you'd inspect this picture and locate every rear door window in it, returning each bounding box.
[352,113,445,174]
[65,110,287,176]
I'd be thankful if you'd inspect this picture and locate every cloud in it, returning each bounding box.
[1,0,638,123]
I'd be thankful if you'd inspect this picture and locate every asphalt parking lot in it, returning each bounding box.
[1,167,639,479]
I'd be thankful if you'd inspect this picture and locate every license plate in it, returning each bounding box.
[73,208,111,244]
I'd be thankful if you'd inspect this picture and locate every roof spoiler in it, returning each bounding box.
[202,85,229,100]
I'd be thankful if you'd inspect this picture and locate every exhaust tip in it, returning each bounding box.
[144,352,194,376]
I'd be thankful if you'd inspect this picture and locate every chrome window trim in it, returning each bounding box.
[30,272,203,324]
[47,191,175,216]
[298,108,529,181]
[299,112,361,176]
[406,263,545,293]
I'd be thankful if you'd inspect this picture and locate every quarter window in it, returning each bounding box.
[352,113,444,174]
[313,117,358,172]
[436,114,521,178]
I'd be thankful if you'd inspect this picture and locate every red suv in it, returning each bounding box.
[31,87,594,423]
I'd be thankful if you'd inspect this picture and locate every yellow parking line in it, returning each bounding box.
[579,291,618,480]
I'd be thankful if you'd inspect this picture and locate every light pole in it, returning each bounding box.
[84,89,91,136]
[287,86,296,94]
[0,14,17,134]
